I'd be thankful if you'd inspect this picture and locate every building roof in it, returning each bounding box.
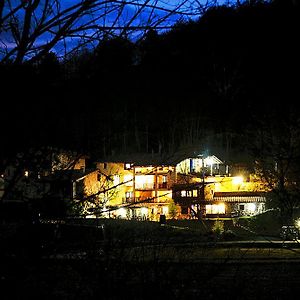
[213,192,266,203]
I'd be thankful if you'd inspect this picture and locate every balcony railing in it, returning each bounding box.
[135,183,155,190]
[122,197,140,204]
[134,183,169,190]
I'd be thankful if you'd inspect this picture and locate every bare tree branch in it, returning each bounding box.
[0,0,212,63]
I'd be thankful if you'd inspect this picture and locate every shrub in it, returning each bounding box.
[211,220,224,236]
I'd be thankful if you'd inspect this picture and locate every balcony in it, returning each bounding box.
[122,197,141,204]
[135,183,155,190]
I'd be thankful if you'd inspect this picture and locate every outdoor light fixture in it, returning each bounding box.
[233,176,243,185]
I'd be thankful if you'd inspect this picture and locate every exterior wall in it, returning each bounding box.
[74,158,86,171]
[79,171,101,198]
[176,156,224,175]
[96,162,132,207]
[204,175,269,195]
[95,162,175,219]
[202,175,268,217]
[176,158,204,174]
[173,173,268,219]
[231,202,266,216]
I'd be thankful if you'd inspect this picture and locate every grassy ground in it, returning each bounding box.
[2,213,300,299]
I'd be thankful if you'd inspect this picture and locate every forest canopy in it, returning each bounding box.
[1,0,299,163]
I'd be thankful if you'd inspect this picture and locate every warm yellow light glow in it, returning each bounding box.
[117,208,127,218]
[135,175,154,189]
[232,176,243,185]
[141,207,148,215]
[206,203,225,214]
[24,170,29,177]
[113,175,120,186]
[162,206,169,215]
[124,175,133,186]
[125,163,131,169]
[247,203,256,212]
[205,157,214,165]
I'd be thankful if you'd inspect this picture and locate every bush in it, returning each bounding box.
[211,220,224,236]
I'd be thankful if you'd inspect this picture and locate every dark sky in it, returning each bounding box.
[1,0,299,162]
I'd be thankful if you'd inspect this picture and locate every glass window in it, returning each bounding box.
[206,204,225,214]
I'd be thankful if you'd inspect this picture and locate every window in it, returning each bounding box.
[135,175,154,189]
[180,190,196,197]
[239,204,245,210]
[125,163,132,170]
[124,175,133,186]
[206,204,225,214]
[125,191,133,199]
[103,163,107,169]
[113,175,120,186]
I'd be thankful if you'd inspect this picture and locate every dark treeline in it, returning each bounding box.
[1,0,299,162]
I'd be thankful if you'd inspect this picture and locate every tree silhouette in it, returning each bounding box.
[247,103,300,223]
[0,0,211,64]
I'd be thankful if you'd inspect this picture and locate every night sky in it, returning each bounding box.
[1,0,300,163]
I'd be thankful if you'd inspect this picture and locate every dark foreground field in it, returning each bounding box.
[2,256,300,299]
[1,215,300,299]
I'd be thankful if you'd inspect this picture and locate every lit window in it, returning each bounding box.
[193,190,197,197]
[24,170,29,177]
[181,190,186,197]
[247,203,256,212]
[125,191,133,199]
[124,175,133,186]
[206,203,225,214]
[117,208,127,218]
[125,163,132,170]
[141,207,148,215]
[162,206,168,215]
[135,175,154,189]
[113,175,120,186]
